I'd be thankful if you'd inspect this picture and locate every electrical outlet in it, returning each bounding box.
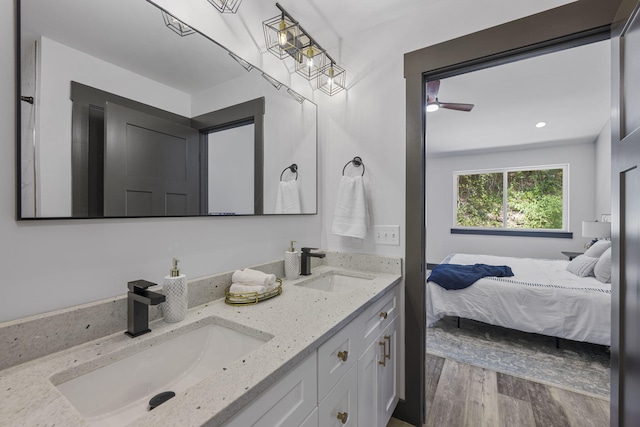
[374,225,400,245]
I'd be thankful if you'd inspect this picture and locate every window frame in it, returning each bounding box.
[452,163,570,234]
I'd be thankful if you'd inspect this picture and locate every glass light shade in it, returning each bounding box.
[228,52,253,71]
[582,220,611,238]
[287,88,305,104]
[161,11,195,37]
[295,43,327,80]
[263,15,300,59]
[207,0,242,13]
[317,63,346,96]
[261,73,283,90]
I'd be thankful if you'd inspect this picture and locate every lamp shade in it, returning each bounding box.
[582,221,611,238]
[263,15,300,59]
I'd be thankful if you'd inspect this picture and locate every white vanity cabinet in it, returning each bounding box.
[222,283,400,427]
[221,352,318,427]
[357,301,399,427]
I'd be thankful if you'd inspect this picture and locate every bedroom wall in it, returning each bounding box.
[594,120,612,217]
[426,142,596,263]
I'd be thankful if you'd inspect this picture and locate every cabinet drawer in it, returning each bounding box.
[318,364,358,427]
[360,285,399,350]
[300,408,319,427]
[222,352,317,427]
[317,318,360,401]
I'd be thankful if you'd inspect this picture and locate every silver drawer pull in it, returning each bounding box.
[337,411,349,424]
[380,311,388,319]
[378,341,386,366]
[337,350,349,362]
[384,335,391,360]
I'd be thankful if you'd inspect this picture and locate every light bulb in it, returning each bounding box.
[278,31,287,46]
[306,47,314,68]
[426,103,439,112]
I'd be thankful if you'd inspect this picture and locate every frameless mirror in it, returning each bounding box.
[18,0,317,219]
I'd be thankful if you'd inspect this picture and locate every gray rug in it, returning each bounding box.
[427,316,611,397]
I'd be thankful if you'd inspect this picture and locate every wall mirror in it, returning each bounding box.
[18,0,317,219]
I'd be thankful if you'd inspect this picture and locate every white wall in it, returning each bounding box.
[1,7,321,323]
[193,73,317,214]
[594,120,612,217]
[208,124,255,215]
[426,143,596,263]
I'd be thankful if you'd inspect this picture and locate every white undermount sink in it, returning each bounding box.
[55,321,269,427]
[296,273,373,293]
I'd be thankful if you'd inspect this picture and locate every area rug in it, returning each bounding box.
[427,316,610,397]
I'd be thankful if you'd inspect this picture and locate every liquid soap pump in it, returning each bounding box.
[285,240,299,280]
[163,257,187,323]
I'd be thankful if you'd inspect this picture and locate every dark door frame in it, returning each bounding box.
[400,0,621,425]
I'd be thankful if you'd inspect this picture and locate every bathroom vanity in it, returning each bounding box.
[0,253,401,427]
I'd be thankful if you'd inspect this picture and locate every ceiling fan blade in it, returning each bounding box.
[426,80,440,100]
[439,102,474,112]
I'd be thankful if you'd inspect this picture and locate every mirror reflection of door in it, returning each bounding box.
[207,123,255,215]
[103,103,200,217]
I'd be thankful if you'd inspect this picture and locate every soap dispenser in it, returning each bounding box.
[285,240,299,280]
[163,258,187,323]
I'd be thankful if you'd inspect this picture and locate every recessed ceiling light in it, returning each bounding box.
[535,122,547,128]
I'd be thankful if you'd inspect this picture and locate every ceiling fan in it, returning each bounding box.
[426,80,474,112]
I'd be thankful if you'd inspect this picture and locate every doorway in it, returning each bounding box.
[400,1,621,425]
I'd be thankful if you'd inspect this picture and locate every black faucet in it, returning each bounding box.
[300,248,326,275]
[125,280,166,338]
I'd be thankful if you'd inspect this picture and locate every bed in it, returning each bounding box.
[426,253,611,346]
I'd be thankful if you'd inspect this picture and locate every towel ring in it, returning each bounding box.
[342,156,365,176]
[280,164,298,181]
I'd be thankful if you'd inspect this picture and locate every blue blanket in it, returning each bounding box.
[428,263,514,290]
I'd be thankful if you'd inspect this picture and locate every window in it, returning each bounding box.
[454,165,568,232]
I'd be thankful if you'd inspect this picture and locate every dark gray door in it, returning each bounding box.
[612,1,640,425]
[104,102,200,216]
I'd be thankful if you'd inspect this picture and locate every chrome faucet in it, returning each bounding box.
[125,280,165,338]
[300,247,326,275]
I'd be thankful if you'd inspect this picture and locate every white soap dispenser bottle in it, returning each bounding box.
[163,257,187,323]
[285,240,299,280]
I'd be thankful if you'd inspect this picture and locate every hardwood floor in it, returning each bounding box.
[424,354,610,427]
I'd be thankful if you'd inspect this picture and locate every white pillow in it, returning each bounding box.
[566,254,599,277]
[584,240,611,258]
[594,248,612,283]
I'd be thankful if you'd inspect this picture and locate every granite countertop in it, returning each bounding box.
[0,265,401,427]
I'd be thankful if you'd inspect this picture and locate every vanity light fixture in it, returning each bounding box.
[294,33,327,80]
[161,11,196,37]
[263,11,300,59]
[317,62,346,96]
[228,52,253,72]
[206,0,242,13]
[262,73,283,90]
[287,88,306,104]
[263,3,346,96]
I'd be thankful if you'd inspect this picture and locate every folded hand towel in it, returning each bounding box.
[331,175,369,239]
[275,181,301,214]
[229,283,267,294]
[232,268,276,287]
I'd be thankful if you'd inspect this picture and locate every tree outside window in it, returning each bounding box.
[455,166,566,230]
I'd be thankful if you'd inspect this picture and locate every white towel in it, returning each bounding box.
[331,175,369,239]
[275,181,301,214]
[232,268,276,287]
[229,283,267,294]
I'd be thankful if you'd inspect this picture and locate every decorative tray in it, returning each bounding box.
[224,279,283,305]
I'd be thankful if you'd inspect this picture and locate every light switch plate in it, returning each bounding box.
[374,225,400,245]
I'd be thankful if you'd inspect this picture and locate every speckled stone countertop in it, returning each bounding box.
[0,258,401,427]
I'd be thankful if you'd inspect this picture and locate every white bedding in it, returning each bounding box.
[427,253,611,346]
